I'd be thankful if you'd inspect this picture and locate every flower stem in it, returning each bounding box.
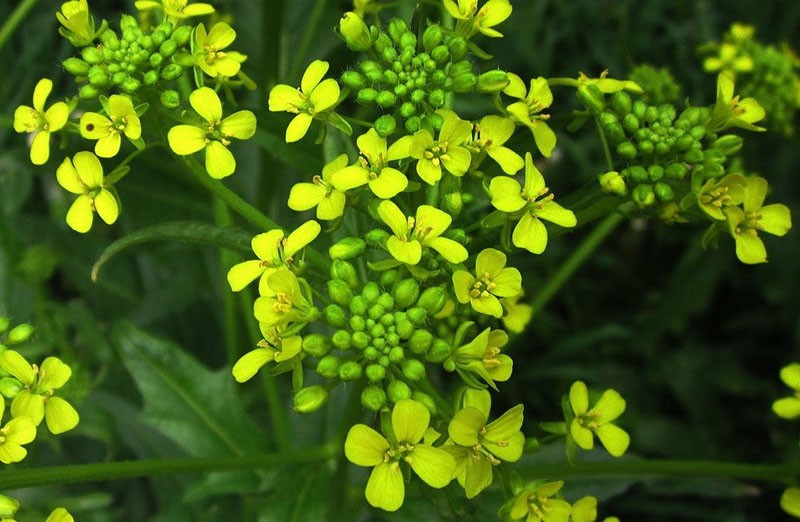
[288,0,328,81]
[0,0,40,54]
[594,114,615,172]
[0,445,338,490]
[529,212,623,318]
[214,199,240,367]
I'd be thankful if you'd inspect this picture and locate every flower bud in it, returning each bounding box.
[616,142,638,160]
[647,165,664,182]
[402,359,426,382]
[416,287,446,315]
[598,171,627,196]
[611,90,633,115]
[359,60,384,82]
[392,279,420,309]
[451,73,477,94]
[447,36,468,61]
[341,71,367,91]
[387,379,412,403]
[399,31,416,50]
[376,90,397,108]
[665,162,688,180]
[143,70,159,86]
[405,116,421,133]
[373,33,392,53]
[332,330,352,351]
[329,261,359,292]
[577,84,605,113]
[79,84,100,99]
[159,38,178,58]
[376,293,395,312]
[442,192,463,216]
[366,364,387,382]
[63,57,91,76]
[361,385,387,411]
[632,184,656,208]
[427,88,446,107]
[160,89,180,108]
[0,377,22,398]
[161,63,183,80]
[423,24,443,50]
[388,18,408,44]
[324,304,348,328]
[121,77,141,93]
[374,114,397,136]
[350,295,368,317]
[316,355,341,378]
[654,182,674,202]
[294,385,329,413]
[352,331,370,350]
[327,280,353,306]
[683,148,704,164]
[302,334,332,357]
[340,12,373,52]
[0,495,19,518]
[407,307,427,326]
[476,70,510,93]
[87,67,109,87]
[411,391,436,415]
[395,320,414,340]
[712,135,743,156]
[171,25,192,45]
[350,315,366,332]
[356,87,378,104]
[426,338,451,363]
[339,360,363,381]
[6,324,33,345]
[361,282,381,304]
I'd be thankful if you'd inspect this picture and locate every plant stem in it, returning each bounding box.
[594,114,615,172]
[529,212,623,318]
[0,0,40,54]
[0,445,338,490]
[288,0,328,81]
[214,199,239,367]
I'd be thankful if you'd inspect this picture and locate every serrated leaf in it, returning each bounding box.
[114,323,269,457]
[92,221,252,282]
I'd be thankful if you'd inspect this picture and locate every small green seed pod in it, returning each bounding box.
[361,385,387,411]
[294,386,329,413]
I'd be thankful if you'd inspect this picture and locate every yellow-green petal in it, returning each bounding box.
[441,146,472,176]
[227,260,265,292]
[571,496,598,522]
[33,78,53,112]
[66,195,94,233]
[94,189,119,225]
[168,125,207,155]
[488,146,524,175]
[288,183,326,211]
[286,113,313,143]
[73,151,103,187]
[38,357,72,390]
[773,397,800,419]
[592,389,626,422]
[393,399,429,443]
[205,140,235,178]
[781,487,800,518]
[387,237,422,265]
[44,102,69,132]
[345,424,389,466]
[301,60,329,95]
[30,130,51,165]
[570,381,589,415]
[365,461,405,511]
[734,229,767,264]
[378,200,408,237]
[405,444,454,488]
[452,271,473,304]
[207,21,236,48]
[448,407,484,446]
[44,507,74,522]
[285,220,321,255]
[232,348,273,382]
[475,248,507,278]
[472,294,503,318]
[594,423,630,457]
[44,396,79,434]
[489,176,526,212]
[190,87,223,123]
[491,267,522,297]
[780,364,800,390]
[570,419,594,450]
[316,191,346,220]
[503,73,527,99]
[513,213,548,254]
[56,158,82,194]
[268,84,304,112]
[0,350,34,384]
[95,133,122,158]
[221,110,257,140]
[309,78,340,113]
[369,168,408,199]
[332,165,370,191]
[759,204,792,236]
[416,158,442,185]
[426,237,468,264]
[11,390,45,425]
[537,201,577,227]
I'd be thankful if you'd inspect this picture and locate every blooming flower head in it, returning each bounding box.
[449,327,513,389]
[697,173,746,221]
[344,399,455,511]
[80,95,142,158]
[56,0,97,46]
[724,176,791,264]
[13,79,69,165]
[504,75,557,157]
[0,414,36,464]
[703,42,754,74]
[56,151,119,233]
[253,269,315,328]
[468,115,524,174]
[569,381,629,457]
[709,71,766,132]
[194,22,247,78]
[268,60,341,143]
[452,248,522,318]
[226,221,321,293]
[287,154,348,220]
[443,0,513,38]
[134,0,214,24]
[0,350,79,435]
[445,389,524,498]
[772,363,800,419]
[231,326,302,383]
[507,481,573,522]
[331,129,410,199]
[408,109,473,185]
[167,87,257,178]
[377,201,468,265]
[490,153,577,254]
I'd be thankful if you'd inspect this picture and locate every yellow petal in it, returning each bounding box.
[56,157,83,194]
[405,445,454,488]
[301,60,329,95]
[44,102,69,132]
[94,189,119,225]
[11,390,45,425]
[227,260,265,292]
[205,140,235,178]
[286,113,313,143]
[288,183,326,211]
[345,424,389,466]
[189,87,223,123]
[80,112,112,139]
[95,133,122,158]
[66,195,94,233]
[221,110,257,140]
[365,462,405,511]
[231,348,273,382]
[369,168,407,199]
[73,151,104,187]
[30,130,51,165]
[168,125,207,155]
[309,78,340,113]
[392,399,429,443]
[268,84,304,112]
[45,396,80,434]
[33,78,53,112]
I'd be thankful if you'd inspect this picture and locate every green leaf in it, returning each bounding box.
[114,323,269,457]
[91,221,252,282]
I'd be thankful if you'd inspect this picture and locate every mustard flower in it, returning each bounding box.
[56,151,119,234]
[407,109,473,184]
[450,327,513,389]
[504,74,557,157]
[167,87,256,179]
[569,381,629,457]
[489,153,577,254]
[56,0,97,46]
[696,174,746,221]
[287,154,348,220]
[232,326,302,383]
[134,0,214,24]
[772,363,800,419]
[80,95,142,158]
[0,350,79,435]
[446,389,524,498]
[226,221,321,293]
[332,129,410,199]
[709,71,766,132]
[724,176,791,264]
[507,481,573,522]
[13,79,69,165]
[344,399,455,511]
[253,269,315,328]
[194,22,247,78]
[452,248,522,318]
[468,115,524,174]
[443,0,513,39]
[704,43,754,73]
[268,60,340,143]
[0,413,36,464]
[377,201,468,265]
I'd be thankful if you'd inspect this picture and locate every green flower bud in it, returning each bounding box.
[411,391,436,415]
[340,12,372,52]
[361,385,387,411]
[622,113,640,133]
[324,304,348,328]
[366,363,387,382]
[81,47,104,65]
[404,116,421,133]
[0,317,8,334]
[327,279,353,306]
[427,339,451,363]
[316,355,340,378]
[408,329,433,354]
[330,237,366,261]
[375,90,397,108]
[625,166,647,184]
[161,63,183,80]
[341,70,367,91]
[352,331,370,350]
[388,18,408,43]
[392,279,420,309]
[638,139,654,156]
[349,316,366,333]
[88,67,109,87]
[0,377,22,398]
[302,334,332,357]
[368,304,386,322]
[577,84,605,113]
[0,494,19,518]
[654,182,674,202]
[121,77,140,93]
[332,330,352,350]
[632,100,647,120]
[148,52,164,69]
[643,105,658,124]
[159,38,178,58]
[6,324,33,345]
[350,295,368,317]
[401,359,426,382]
[415,287,445,315]
[683,148,704,164]
[611,90,633,116]
[339,360,363,381]
[646,165,664,182]
[712,135,743,156]
[79,84,100,99]
[160,89,180,108]
[294,385,329,413]
[430,45,450,65]
[382,47,399,64]
[704,163,725,178]
[374,292,393,311]
[476,70,510,94]
[171,25,192,46]
[396,320,414,340]
[663,163,687,180]
[374,114,397,137]
[428,88,447,106]
[407,307,427,326]
[447,36,468,61]
[63,57,91,76]
[143,70,159,86]
[632,184,656,208]
[423,24,443,50]
[360,60,384,82]
[598,171,627,196]
[356,87,378,104]
[616,142,638,160]
[387,379,412,403]
[442,192,463,216]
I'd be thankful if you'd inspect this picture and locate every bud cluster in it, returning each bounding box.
[628,64,681,105]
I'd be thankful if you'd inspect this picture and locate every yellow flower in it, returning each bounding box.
[443,0,513,38]
[253,270,315,328]
[287,154,348,220]
[504,75,557,157]
[80,95,142,158]
[449,327,513,389]
[507,481,573,522]
[134,0,214,24]
[331,129,410,199]
[13,79,69,165]
[268,60,341,143]
[56,151,119,233]
[0,415,36,464]
[569,381,630,457]
[167,87,257,178]
[194,22,247,78]
[232,326,302,383]
[696,173,746,221]
[407,109,473,184]
[709,71,766,132]
[56,0,97,46]
[377,201,468,265]
[452,248,522,318]
[468,115,524,174]
[724,176,791,264]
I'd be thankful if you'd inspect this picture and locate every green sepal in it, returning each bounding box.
[456,367,488,389]
[406,264,440,281]
[193,65,205,90]
[281,320,309,337]
[467,40,493,60]
[452,320,475,349]
[367,259,402,272]
[134,102,150,117]
[291,362,304,391]
[327,113,353,136]
[481,210,507,228]
[236,69,257,90]
[539,421,567,435]
[105,165,130,185]
[173,52,195,67]
[298,277,314,304]
[129,136,146,151]
[98,95,110,115]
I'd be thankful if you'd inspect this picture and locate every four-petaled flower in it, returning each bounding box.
[449,327,513,389]
[56,151,119,233]
[232,326,302,383]
[407,109,473,185]
[268,60,341,143]
[507,481,573,522]
[0,408,36,464]
[344,399,455,512]
[504,75,557,157]
[452,248,522,318]
[168,87,257,178]
[56,0,97,47]
[194,22,247,78]
[709,71,766,132]
[80,94,142,158]
[0,350,80,435]
[332,129,410,199]
[468,115,524,174]
[227,220,321,293]
[377,201,468,265]
[697,173,746,221]
[134,0,214,24]
[443,0,513,38]
[287,154,348,220]
[569,380,630,457]
[724,176,791,264]
[446,389,524,498]
[253,269,315,328]
[703,43,754,74]
[490,153,577,254]
[13,78,69,165]
[772,363,800,419]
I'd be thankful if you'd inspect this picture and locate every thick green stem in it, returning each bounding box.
[529,212,623,318]
[0,0,40,54]
[214,200,239,366]
[0,445,337,490]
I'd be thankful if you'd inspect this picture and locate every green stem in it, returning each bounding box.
[0,0,40,54]
[288,0,328,81]
[214,200,239,367]
[0,445,337,490]
[594,114,615,172]
[529,212,623,318]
